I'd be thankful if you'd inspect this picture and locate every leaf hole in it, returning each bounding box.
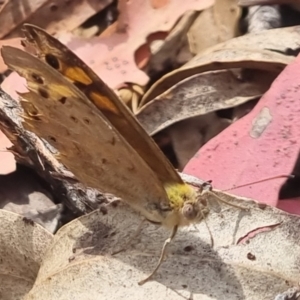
[183,245,194,252]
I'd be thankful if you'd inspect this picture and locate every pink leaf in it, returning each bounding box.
[185,54,300,212]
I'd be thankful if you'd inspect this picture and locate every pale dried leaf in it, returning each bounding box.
[137,69,273,136]
[25,187,300,299]
[169,114,231,170]
[0,0,47,38]
[246,5,281,33]
[145,11,198,77]
[142,38,295,103]
[57,0,214,89]
[5,0,114,38]
[0,209,53,300]
[238,0,300,6]
[187,0,241,54]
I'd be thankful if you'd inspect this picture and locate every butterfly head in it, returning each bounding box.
[163,183,210,228]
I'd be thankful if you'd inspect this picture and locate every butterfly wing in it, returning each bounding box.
[21,24,183,186]
[1,46,171,223]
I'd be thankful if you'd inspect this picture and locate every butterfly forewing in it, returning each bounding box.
[1,46,171,224]
[21,24,182,186]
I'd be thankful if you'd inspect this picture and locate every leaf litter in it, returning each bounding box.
[0,1,300,299]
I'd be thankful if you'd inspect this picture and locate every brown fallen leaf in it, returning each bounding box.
[137,69,275,136]
[0,0,48,38]
[142,26,297,103]
[23,184,300,299]
[57,0,214,89]
[0,165,62,232]
[143,11,198,79]
[0,0,114,39]
[168,114,231,170]
[0,209,53,300]
[187,0,241,54]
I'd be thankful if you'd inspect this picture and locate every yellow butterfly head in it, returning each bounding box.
[163,183,209,228]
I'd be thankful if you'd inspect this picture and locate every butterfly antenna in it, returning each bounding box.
[224,174,295,192]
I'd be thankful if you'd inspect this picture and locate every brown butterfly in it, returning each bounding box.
[1,24,240,285]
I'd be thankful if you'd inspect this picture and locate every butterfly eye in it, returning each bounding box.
[45,53,60,70]
[182,203,197,220]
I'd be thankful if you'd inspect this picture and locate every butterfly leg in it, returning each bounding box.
[111,218,146,255]
[138,225,178,285]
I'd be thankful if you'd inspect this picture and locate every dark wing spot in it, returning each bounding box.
[70,116,78,123]
[49,136,56,142]
[45,54,60,69]
[31,73,44,84]
[83,118,90,125]
[38,88,49,99]
[59,97,67,104]
[50,3,58,11]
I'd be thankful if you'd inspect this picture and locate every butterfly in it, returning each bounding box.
[1,24,238,285]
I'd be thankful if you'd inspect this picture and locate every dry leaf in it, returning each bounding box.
[137,69,274,136]
[0,0,113,39]
[57,0,214,89]
[24,188,300,299]
[144,11,198,78]
[238,0,300,6]
[0,166,62,232]
[246,5,281,33]
[0,0,48,38]
[142,25,298,103]
[187,0,241,54]
[169,114,231,170]
[0,209,53,300]
[184,50,300,207]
